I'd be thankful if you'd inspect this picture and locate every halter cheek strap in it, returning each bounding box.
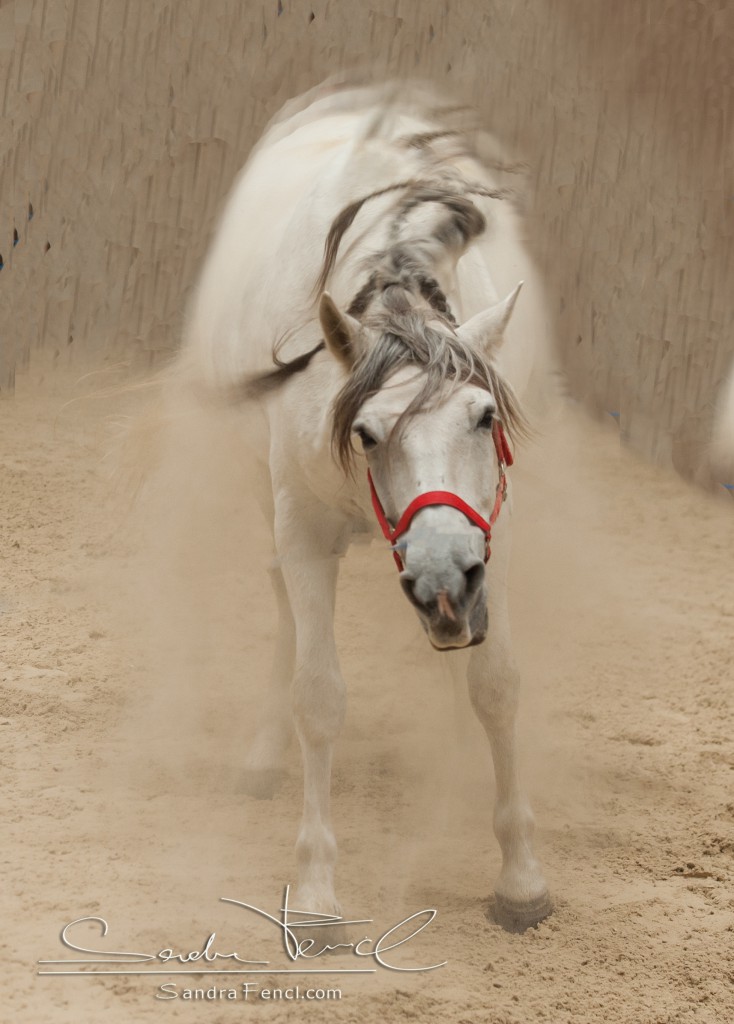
[367,421,514,572]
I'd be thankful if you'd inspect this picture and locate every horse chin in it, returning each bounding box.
[421,608,488,652]
[411,587,489,651]
[428,631,486,652]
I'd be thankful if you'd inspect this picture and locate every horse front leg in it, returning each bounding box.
[242,562,295,798]
[275,499,348,924]
[467,587,552,933]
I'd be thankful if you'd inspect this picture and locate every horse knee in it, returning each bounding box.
[468,659,520,723]
[292,668,346,743]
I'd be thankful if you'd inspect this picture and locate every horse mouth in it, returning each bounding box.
[420,596,488,651]
[422,612,487,650]
[428,629,486,652]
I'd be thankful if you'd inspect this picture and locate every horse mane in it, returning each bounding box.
[241,167,528,470]
[314,177,504,299]
[237,337,326,398]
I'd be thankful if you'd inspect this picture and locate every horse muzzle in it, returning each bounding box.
[400,563,488,650]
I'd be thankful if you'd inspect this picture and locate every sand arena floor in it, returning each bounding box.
[2,372,733,1023]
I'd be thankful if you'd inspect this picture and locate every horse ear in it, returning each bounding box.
[456,282,523,354]
[319,292,362,369]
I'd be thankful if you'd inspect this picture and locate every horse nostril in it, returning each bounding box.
[401,573,436,615]
[401,564,484,616]
[463,562,485,603]
[400,573,425,611]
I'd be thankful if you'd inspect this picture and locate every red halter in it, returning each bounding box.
[367,421,514,572]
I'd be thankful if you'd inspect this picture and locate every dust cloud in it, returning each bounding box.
[3,369,733,1022]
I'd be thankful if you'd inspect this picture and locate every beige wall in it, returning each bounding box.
[2,0,732,481]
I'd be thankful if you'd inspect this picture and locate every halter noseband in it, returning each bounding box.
[367,421,514,572]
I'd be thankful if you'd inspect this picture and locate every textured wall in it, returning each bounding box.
[1,0,732,481]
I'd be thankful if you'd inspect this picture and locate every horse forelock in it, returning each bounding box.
[331,308,528,474]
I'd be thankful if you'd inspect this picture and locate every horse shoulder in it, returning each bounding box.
[266,357,363,516]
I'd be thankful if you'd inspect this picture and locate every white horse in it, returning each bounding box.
[177,81,553,933]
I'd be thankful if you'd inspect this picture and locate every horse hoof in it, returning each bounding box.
[239,768,284,800]
[491,891,553,933]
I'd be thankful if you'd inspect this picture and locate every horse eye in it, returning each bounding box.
[354,426,377,450]
[477,408,495,430]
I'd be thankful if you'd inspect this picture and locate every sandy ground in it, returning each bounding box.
[2,371,733,1024]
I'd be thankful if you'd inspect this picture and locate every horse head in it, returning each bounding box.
[320,284,525,651]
